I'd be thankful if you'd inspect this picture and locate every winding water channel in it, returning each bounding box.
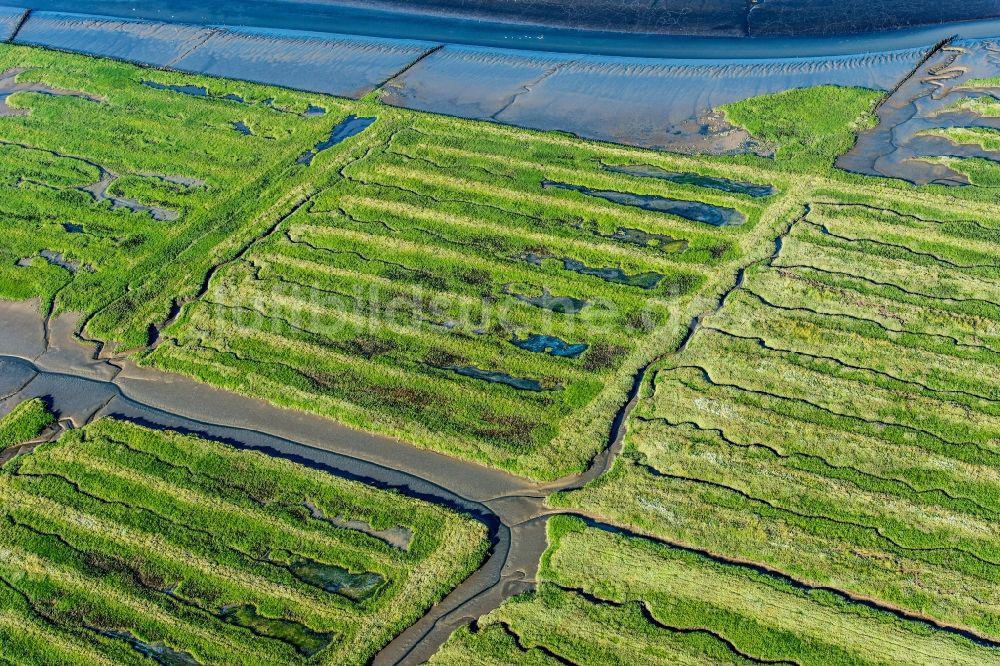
[0,299,617,664]
[4,3,1000,659]
[3,231,997,661]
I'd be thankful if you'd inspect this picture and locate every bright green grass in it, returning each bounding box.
[125,70,787,480]
[921,126,1000,151]
[929,156,1000,186]
[3,42,998,482]
[0,43,777,479]
[552,193,1000,638]
[0,417,487,665]
[958,76,1000,88]
[432,517,996,665]
[0,46,345,347]
[720,85,882,167]
[0,399,54,450]
[942,94,1000,118]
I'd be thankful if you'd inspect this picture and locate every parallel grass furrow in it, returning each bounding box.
[0,417,487,664]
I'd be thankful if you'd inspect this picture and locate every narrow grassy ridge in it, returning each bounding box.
[0,418,487,665]
[552,190,1000,640]
[0,43,784,479]
[431,517,997,665]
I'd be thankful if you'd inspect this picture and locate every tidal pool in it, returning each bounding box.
[96,630,200,666]
[520,252,665,289]
[137,173,206,188]
[18,250,92,273]
[566,220,688,253]
[604,226,689,253]
[142,80,245,103]
[511,334,587,358]
[304,499,413,550]
[219,604,333,657]
[40,250,85,272]
[542,180,745,226]
[142,80,209,97]
[444,365,559,392]
[509,287,587,314]
[287,557,386,602]
[297,115,376,165]
[603,163,777,197]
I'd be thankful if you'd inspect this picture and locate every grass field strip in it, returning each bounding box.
[432,517,1000,665]
[554,189,1000,645]
[0,416,487,664]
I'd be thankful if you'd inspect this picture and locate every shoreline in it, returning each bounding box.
[2,8,948,152]
[14,1,1000,59]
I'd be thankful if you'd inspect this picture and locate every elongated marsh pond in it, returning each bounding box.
[512,334,588,359]
[286,557,386,602]
[297,114,376,165]
[219,604,334,656]
[542,181,745,227]
[96,630,201,666]
[508,287,588,314]
[445,365,560,392]
[520,252,666,290]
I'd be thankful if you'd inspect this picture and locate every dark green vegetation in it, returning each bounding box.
[0,399,54,450]
[0,418,487,665]
[432,517,997,664]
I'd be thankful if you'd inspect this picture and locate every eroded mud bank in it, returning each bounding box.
[8,7,979,154]
[382,44,925,152]
[839,39,1000,185]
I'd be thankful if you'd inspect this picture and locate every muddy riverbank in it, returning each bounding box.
[16,1,1000,54]
[0,299,587,663]
[839,38,1000,185]
[7,8,1000,154]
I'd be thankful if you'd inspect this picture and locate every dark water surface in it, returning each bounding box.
[97,630,201,666]
[543,180,745,227]
[16,1,1000,58]
[511,334,587,358]
[296,114,375,165]
[219,604,333,656]
[444,365,558,392]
